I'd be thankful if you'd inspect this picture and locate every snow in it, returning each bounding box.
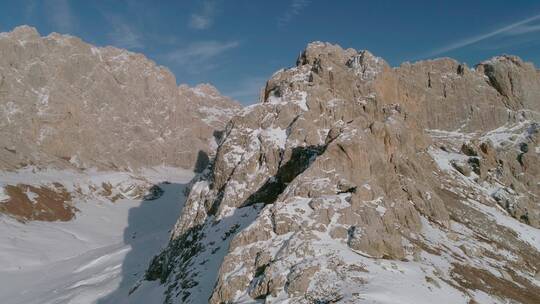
[0,167,194,304]
[296,91,308,111]
[425,129,474,140]
[481,119,533,149]
[301,227,469,304]
[2,101,21,124]
[220,186,475,304]
[427,135,540,253]
[261,127,287,149]
[375,205,387,217]
[223,143,246,167]
[466,199,540,251]
[192,87,208,98]
[428,147,469,172]
[348,52,385,81]
[427,119,535,152]
[91,47,103,61]
[30,87,50,116]
[198,105,236,125]
[170,204,263,303]
[290,66,312,83]
[238,104,259,116]
[0,187,9,202]
[267,90,308,111]
[24,188,38,204]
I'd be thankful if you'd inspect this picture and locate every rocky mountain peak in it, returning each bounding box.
[149,42,540,304]
[296,42,388,79]
[7,25,40,40]
[0,26,240,171]
[476,54,540,110]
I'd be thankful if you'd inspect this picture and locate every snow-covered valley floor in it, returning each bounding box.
[0,168,194,304]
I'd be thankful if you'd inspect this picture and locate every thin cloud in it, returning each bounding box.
[278,0,311,27]
[165,40,239,73]
[505,22,540,35]
[44,0,76,33]
[475,34,540,51]
[189,0,218,30]
[427,13,540,57]
[107,18,144,50]
[166,41,239,64]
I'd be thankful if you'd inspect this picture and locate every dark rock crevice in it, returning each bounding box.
[243,145,326,206]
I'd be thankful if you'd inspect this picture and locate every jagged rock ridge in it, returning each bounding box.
[0,25,240,172]
[149,42,540,303]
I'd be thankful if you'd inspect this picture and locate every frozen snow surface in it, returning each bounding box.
[0,167,194,304]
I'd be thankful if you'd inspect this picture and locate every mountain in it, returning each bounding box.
[0,25,240,172]
[1,24,539,304]
[0,26,241,304]
[0,25,240,223]
[148,42,540,303]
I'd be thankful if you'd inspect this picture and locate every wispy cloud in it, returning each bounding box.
[107,17,144,50]
[165,40,240,73]
[505,22,540,35]
[44,0,76,33]
[427,13,540,57]
[278,0,311,27]
[189,0,218,30]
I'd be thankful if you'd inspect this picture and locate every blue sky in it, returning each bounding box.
[1,1,540,104]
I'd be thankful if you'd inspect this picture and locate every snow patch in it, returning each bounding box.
[0,187,9,202]
[261,127,287,149]
[375,205,387,217]
[466,199,540,251]
[0,167,194,304]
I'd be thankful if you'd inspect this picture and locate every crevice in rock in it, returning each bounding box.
[146,224,205,303]
[337,186,356,195]
[336,143,353,163]
[243,145,326,206]
[457,64,465,76]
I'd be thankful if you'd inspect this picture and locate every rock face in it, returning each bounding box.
[149,42,540,303]
[0,25,240,172]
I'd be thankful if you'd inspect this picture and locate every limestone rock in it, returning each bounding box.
[0,26,240,172]
[151,42,540,304]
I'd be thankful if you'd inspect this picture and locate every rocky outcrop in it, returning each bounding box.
[0,25,240,172]
[0,183,75,221]
[150,42,540,303]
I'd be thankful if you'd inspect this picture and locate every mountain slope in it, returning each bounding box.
[149,42,540,303]
[0,167,194,304]
[0,25,240,172]
[0,25,241,224]
[0,25,241,303]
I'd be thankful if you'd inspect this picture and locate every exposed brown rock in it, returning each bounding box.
[0,183,75,221]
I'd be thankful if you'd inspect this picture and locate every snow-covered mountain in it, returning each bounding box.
[148,42,540,303]
[0,25,239,304]
[0,166,194,304]
[1,25,540,304]
[0,25,240,223]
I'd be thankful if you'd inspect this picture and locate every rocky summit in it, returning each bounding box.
[147,42,540,303]
[0,26,239,223]
[0,23,539,304]
[0,25,240,172]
